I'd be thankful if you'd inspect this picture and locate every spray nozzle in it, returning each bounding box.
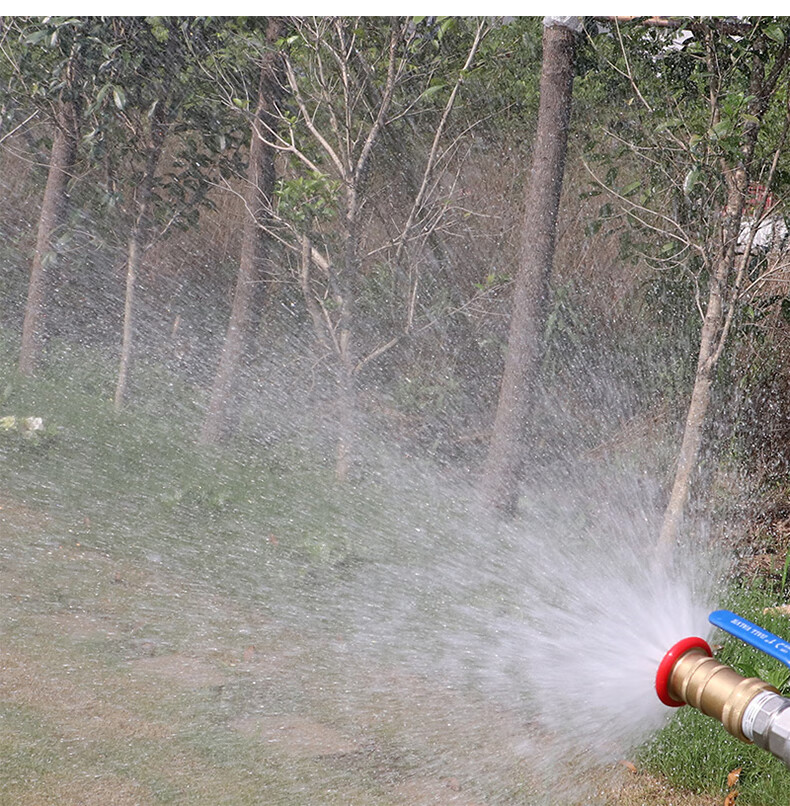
[655,609,790,769]
[655,635,712,707]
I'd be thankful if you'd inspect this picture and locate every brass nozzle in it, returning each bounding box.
[669,647,777,742]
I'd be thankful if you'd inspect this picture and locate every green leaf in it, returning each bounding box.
[683,168,701,195]
[95,83,110,106]
[765,24,785,45]
[437,18,455,41]
[621,179,641,197]
[112,86,126,110]
[23,29,49,46]
[710,120,730,139]
[418,84,445,102]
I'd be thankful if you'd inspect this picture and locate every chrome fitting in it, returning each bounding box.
[742,689,790,768]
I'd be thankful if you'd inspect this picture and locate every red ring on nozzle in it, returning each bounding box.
[655,636,712,707]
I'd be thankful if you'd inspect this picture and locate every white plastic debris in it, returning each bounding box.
[543,16,583,33]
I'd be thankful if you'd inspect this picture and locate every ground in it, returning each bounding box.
[0,496,723,805]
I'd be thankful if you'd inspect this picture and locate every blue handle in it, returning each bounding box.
[709,609,790,669]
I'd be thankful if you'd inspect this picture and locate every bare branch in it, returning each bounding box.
[582,157,701,254]
[250,114,324,176]
[284,52,346,179]
[355,335,401,373]
[394,18,488,264]
[613,18,653,112]
[356,24,398,174]
[300,233,333,351]
[0,110,38,145]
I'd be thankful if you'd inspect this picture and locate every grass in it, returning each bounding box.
[1,337,366,588]
[0,337,528,804]
[0,521,402,805]
[3,334,790,803]
[639,579,790,805]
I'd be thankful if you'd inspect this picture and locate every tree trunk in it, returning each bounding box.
[335,356,356,482]
[656,34,790,558]
[480,18,577,514]
[332,188,360,482]
[114,124,167,412]
[19,99,78,376]
[199,18,284,445]
[656,173,746,556]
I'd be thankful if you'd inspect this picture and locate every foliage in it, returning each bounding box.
[275,172,340,225]
[81,18,245,240]
[584,18,790,270]
[2,17,103,128]
[1,15,788,484]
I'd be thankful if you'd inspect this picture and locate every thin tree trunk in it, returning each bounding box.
[656,175,745,556]
[335,356,356,482]
[333,191,360,482]
[480,18,577,514]
[19,99,78,376]
[199,18,284,445]
[114,224,142,411]
[656,34,790,558]
[283,19,399,480]
[327,23,398,481]
[114,127,166,412]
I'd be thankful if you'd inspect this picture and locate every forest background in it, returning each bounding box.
[3,15,790,575]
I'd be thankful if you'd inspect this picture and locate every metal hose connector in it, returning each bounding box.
[657,637,790,768]
[667,646,776,742]
[741,689,790,767]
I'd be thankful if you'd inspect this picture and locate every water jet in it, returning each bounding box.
[657,609,790,768]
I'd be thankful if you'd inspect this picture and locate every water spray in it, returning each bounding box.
[656,609,790,768]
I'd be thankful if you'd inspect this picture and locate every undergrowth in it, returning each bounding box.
[0,333,468,624]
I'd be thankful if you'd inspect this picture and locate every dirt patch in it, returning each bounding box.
[43,610,119,640]
[390,775,486,805]
[0,648,173,741]
[129,653,228,689]
[0,494,730,806]
[0,496,51,533]
[607,769,720,806]
[5,775,156,806]
[232,713,359,758]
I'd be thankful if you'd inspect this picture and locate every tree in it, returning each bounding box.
[199,17,286,444]
[655,19,790,555]
[105,18,239,411]
[583,17,790,556]
[114,92,169,411]
[257,17,489,479]
[5,18,89,376]
[19,89,79,376]
[480,17,580,514]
